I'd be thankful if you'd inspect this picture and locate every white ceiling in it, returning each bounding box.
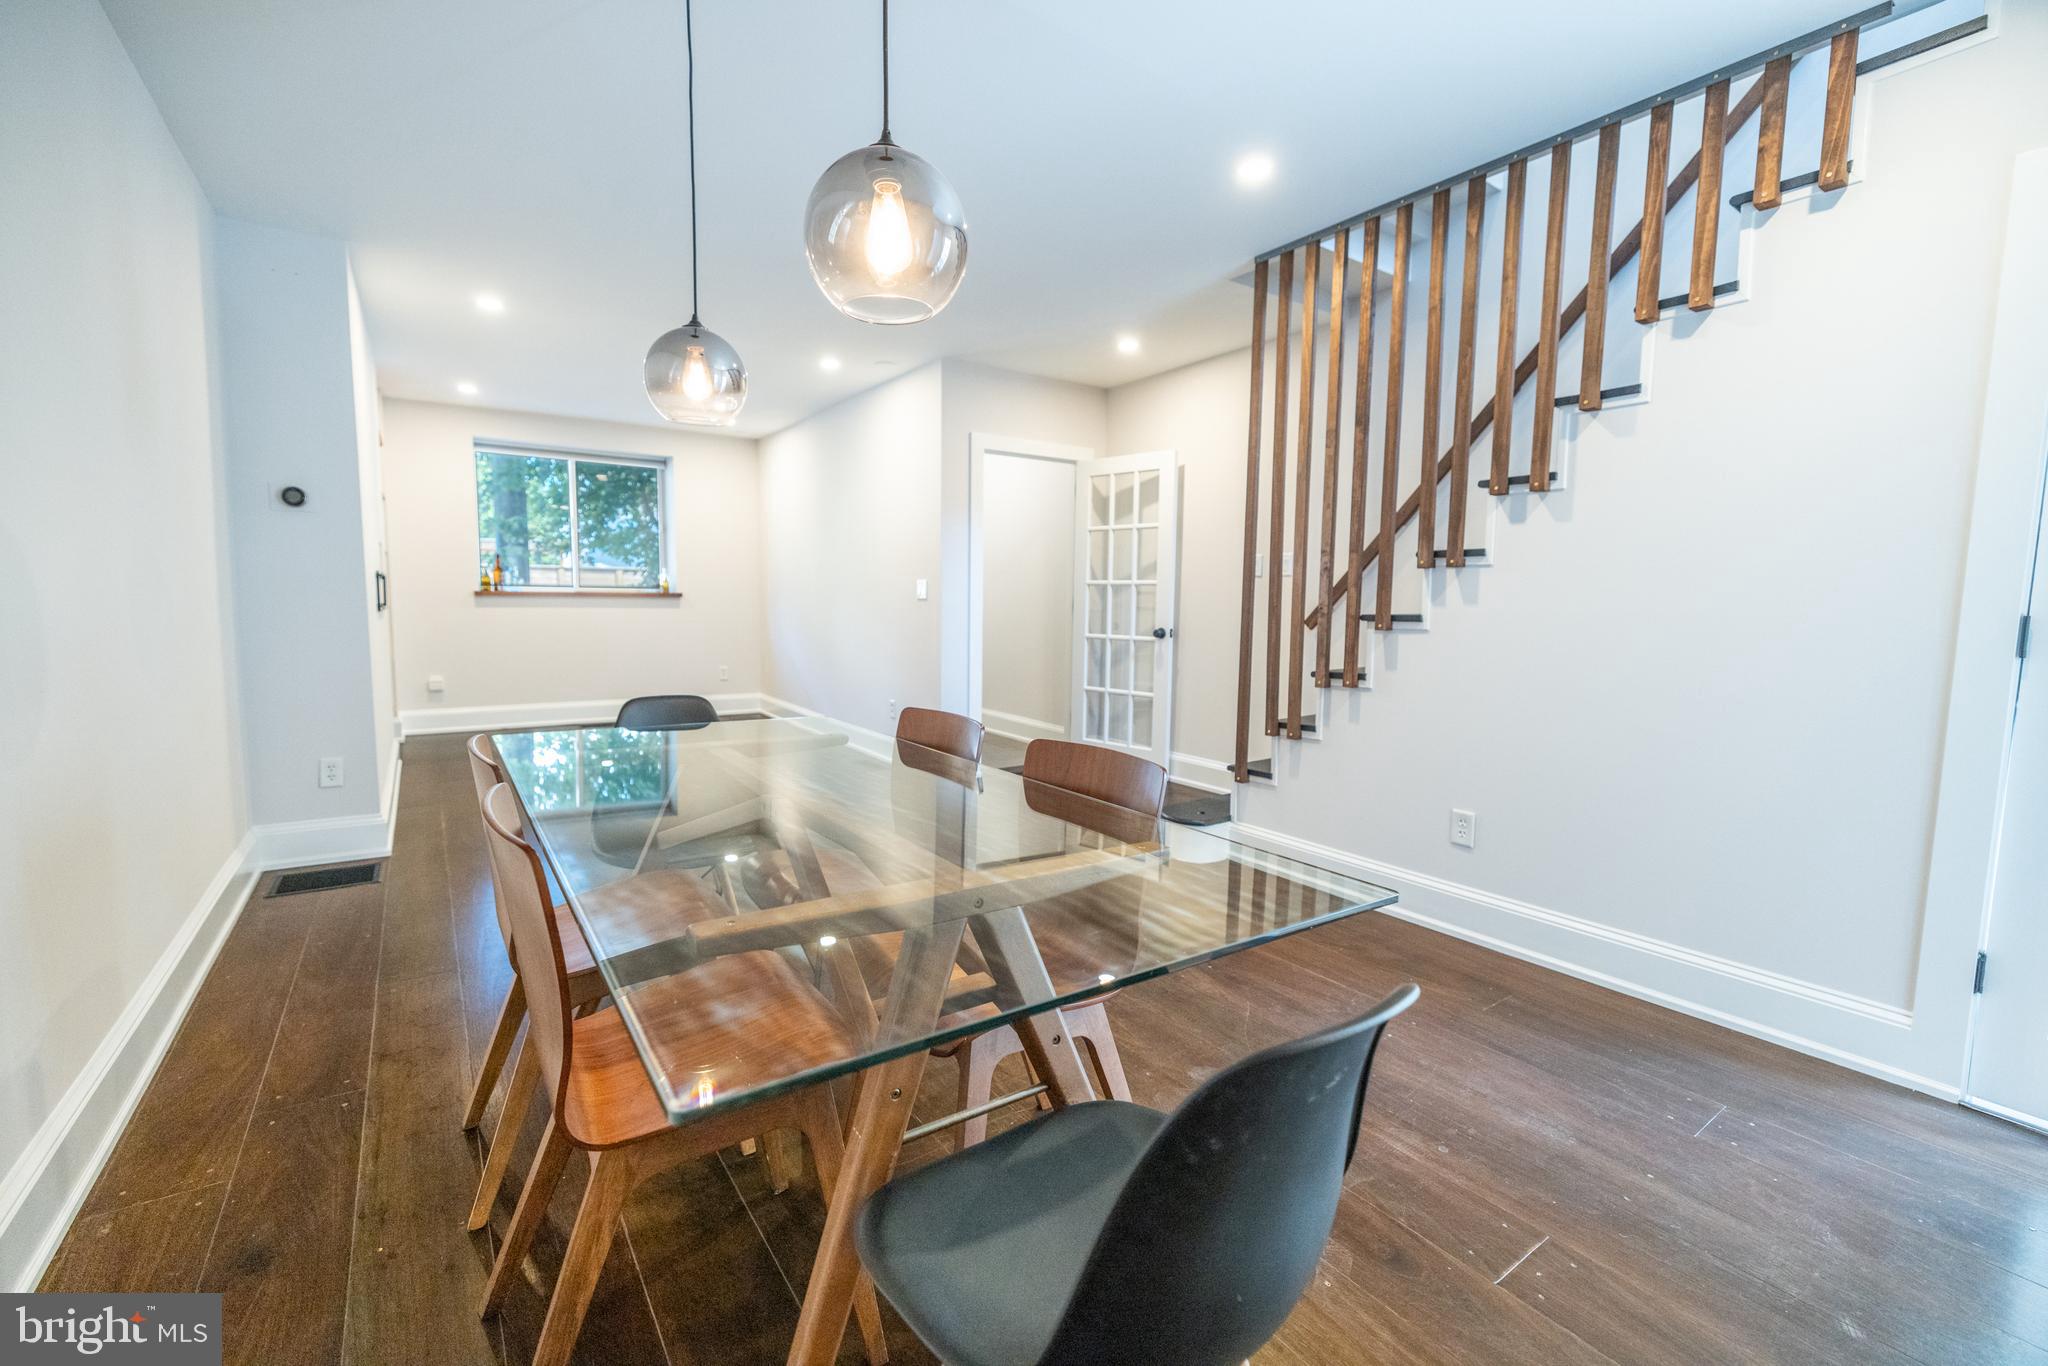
[100,0,1857,436]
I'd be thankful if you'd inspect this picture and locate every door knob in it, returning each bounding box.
[1151,626,1168,639]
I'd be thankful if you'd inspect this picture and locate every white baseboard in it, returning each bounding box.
[250,749,404,870]
[0,832,260,1291]
[1168,751,1235,795]
[1228,822,1961,1100]
[399,693,765,737]
[755,694,894,760]
[981,709,1067,745]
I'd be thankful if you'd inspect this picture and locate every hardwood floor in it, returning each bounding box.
[42,733,2048,1364]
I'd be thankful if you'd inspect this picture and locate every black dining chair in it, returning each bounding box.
[614,693,717,729]
[854,983,1420,1366]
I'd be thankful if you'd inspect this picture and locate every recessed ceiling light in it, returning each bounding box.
[473,292,506,315]
[1116,334,1141,356]
[819,355,842,372]
[1235,152,1276,188]
[455,381,479,396]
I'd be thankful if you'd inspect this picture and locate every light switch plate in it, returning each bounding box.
[914,578,929,601]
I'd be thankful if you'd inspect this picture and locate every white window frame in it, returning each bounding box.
[472,438,671,593]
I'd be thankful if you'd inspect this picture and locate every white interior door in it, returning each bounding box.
[1072,452,1178,772]
[1966,465,2048,1131]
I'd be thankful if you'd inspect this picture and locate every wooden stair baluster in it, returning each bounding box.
[1416,189,1450,569]
[1689,80,1730,312]
[1819,29,1859,191]
[1315,227,1350,688]
[1285,241,1319,737]
[1489,160,1526,496]
[1232,257,1269,783]
[1341,218,1381,686]
[1262,250,1292,738]
[1579,124,1621,411]
[1446,176,1484,568]
[1529,141,1571,490]
[1753,57,1793,210]
[1376,204,1412,631]
[1635,102,1674,324]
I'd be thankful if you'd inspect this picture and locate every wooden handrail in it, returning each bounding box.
[1530,141,1571,490]
[1305,71,1774,631]
[1689,80,1731,311]
[1262,251,1292,734]
[1285,244,1319,737]
[1230,257,1268,783]
[1376,204,1413,631]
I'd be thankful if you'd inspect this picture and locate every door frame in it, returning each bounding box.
[965,433,1095,739]
[1916,146,2048,1096]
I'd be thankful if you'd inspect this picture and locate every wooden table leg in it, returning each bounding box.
[970,906,1100,1107]
[786,920,966,1366]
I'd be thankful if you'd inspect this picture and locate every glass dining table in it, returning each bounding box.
[492,714,1397,1366]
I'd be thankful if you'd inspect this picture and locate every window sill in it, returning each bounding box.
[474,589,680,599]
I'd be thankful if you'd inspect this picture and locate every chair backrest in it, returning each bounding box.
[466,735,514,949]
[479,783,576,1123]
[1022,739,1167,819]
[895,707,984,764]
[615,694,718,730]
[1040,984,1420,1366]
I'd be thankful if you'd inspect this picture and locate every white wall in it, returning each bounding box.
[980,452,1077,738]
[216,217,386,824]
[383,399,763,729]
[759,366,944,729]
[1107,11,2048,1092]
[0,0,249,1286]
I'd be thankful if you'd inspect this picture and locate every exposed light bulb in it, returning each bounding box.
[681,344,713,401]
[865,177,915,283]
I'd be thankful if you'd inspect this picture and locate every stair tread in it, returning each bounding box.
[1431,547,1489,561]
[1656,279,1739,311]
[1554,383,1643,409]
[1476,473,1558,490]
[1246,758,1273,780]
[1358,611,1425,623]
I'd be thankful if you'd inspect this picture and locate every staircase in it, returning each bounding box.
[1230,0,1988,788]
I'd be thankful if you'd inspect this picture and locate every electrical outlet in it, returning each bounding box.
[719,664,730,681]
[887,698,899,720]
[319,756,345,789]
[1449,808,1476,849]
[1255,553,1266,577]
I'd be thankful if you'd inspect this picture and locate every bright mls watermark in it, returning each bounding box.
[2,1295,220,1363]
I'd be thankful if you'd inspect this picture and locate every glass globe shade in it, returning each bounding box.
[803,141,967,324]
[644,321,747,426]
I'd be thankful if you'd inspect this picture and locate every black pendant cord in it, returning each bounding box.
[877,0,894,148]
[685,0,702,327]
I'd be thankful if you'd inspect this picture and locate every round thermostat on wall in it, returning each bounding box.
[280,486,306,507]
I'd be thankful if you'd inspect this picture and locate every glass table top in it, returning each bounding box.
[491,716,1398,1122]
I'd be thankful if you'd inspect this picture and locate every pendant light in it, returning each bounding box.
[645,0,747,425]
[802,0,967,324]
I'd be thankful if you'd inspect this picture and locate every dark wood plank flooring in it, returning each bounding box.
[42,733,2048,1365]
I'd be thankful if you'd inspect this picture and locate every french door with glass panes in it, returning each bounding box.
[1073,452,1179,771]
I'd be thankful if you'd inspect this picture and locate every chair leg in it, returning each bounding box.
[1066,1001,1131,1102]
[763,1128,805,1195]
[800,1089,889,1366]
[469,1038,539,1231]
[531,1149,635,1366]
[480,1114,572,1316]
[954,1029,1012,1152]
[462,977,525,1131]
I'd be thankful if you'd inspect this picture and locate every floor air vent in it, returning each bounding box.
[268,862,383,897]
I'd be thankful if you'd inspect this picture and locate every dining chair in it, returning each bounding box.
[475,782,888,1366]
[615,693,718,729]
[856,983,1420,1366]
[462,736,613,1233]
[940,739,1166,1146]
[894,705,984,763]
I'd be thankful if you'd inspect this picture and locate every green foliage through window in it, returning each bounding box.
[476,449,665,590]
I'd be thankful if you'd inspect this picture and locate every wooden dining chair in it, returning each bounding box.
[940,739,1166,1146]
[462,736,610,1242]
[475,782,887,1366]
[615,693,718,729]
[854,985,1419,1366]
[894,706,984,764]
